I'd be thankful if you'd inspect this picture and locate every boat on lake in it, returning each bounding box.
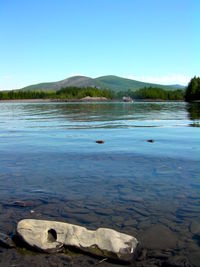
[122,96,134,102]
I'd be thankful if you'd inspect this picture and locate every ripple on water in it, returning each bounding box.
[0,102,200,266]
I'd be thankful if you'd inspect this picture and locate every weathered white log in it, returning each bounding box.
[17,219,138,262]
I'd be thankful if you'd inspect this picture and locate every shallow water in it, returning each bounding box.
[0,101,199,267]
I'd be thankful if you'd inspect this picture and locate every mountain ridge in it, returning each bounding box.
[21,75,185,92]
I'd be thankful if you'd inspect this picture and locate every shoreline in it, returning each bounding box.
[0,99,186,103]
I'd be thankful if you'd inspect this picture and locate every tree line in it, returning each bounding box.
[0,86,185,100]
[57,87,113,99]
[116,87,185,100]
[0,87,113,100]
[0,90,55,100]
[185,76,200,102]
[1,78,200,101]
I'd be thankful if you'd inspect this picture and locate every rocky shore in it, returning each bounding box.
[0,98,185,103]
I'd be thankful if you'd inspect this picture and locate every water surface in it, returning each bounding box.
[0,101,199,267]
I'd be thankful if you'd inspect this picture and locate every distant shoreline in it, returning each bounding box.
[0,99,54,103]
[0,99,186,103]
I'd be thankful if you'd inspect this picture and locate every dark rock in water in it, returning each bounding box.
[95,140,104,144]
[137,248,147,261]
[164,255,190,267]
[192,234,200,246]
[188,251,200,267]
[3,200,34,208]
[0,232,15,248]
[147,139,154,143]
[189,221,200,235]
[140,224,178,249]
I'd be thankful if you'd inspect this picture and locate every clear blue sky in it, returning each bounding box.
[0,0,199,89]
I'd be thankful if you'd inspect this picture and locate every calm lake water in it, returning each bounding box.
[0,101,200,267]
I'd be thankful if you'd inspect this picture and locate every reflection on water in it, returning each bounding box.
[0,101,193,129]
[187,103,200,127]
[0,101,200,266]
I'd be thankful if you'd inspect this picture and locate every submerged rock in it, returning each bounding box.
[189,221,200,235]
[140,224,178,249]
[0,232,15,248]
[95,140,104,144]
[17,219,138,262]
[147,139,154,143]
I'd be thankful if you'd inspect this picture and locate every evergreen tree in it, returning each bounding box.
[185,76,200,101]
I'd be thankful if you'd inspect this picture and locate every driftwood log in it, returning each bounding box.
[17,219,138,262]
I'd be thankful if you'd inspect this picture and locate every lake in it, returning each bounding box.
[0,101,199,267]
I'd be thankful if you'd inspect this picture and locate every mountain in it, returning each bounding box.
[21,75,185,92]
[169,84,186,89]
[21,76,96,91]
[95,75,182,91]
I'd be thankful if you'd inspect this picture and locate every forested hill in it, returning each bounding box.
[95,76,184,91]
[21,75,185,92]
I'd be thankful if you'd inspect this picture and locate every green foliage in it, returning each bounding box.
[0,90,56,100]
[95,76,181,92]
[0,86,185,101]
[185,76,200,102]
[0,87,114,100]
[56,87,114,99]
[116,87,185,100]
